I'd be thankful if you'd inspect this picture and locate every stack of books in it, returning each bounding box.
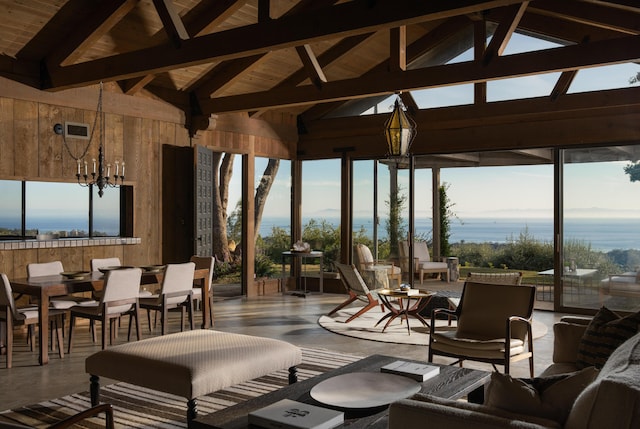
[380,360,440,382]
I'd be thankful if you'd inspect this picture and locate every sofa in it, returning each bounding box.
[388,310,640,428]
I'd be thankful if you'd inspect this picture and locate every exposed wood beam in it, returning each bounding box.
[390,26,407,72]
[250,32,375,118]
[483,1,529,64]
[45,0,524,90]
[152,0,190,48]
[118,0,248,95]
[301,15,475,121]
[201,34,640,114]
[531,0,640,34]
[191,55,267,99]
[474,19,487,103]
[550,70,578,101]
[301,87,640,141]
[295,45,327,89]
[510,149,554,161]
[258,0,271,22]
[46,0,138,68]
[582,0,640,13]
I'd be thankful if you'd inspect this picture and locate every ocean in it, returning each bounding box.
[259,217,640,252]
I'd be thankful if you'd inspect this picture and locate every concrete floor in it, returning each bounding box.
[0,290,564,411]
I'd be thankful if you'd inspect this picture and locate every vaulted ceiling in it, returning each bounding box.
[1,0,639,162]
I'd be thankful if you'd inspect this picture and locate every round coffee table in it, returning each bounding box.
[375,289,435,334]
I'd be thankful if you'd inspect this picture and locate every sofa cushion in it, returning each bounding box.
[576,307,640,369]
[565,332,640,429]
[484,367,598,425]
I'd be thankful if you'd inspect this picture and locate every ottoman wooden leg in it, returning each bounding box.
[90,375,100,406]
[288,366,298,384]
[187,399,198,425]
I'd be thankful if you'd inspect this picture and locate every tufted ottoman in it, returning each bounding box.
[85,330,302,426]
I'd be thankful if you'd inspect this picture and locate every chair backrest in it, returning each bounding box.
[0,273,21,320]
[190,255,215,290]
[457,281,535,341]
[27,261,64,277]
[91,257,122,272]
[160,262,196,305]
[335,263,372,297]
[354,244,374,271]
[101,268,143,314]
[413,241,432,263]
[466,272,523,285]
[397,241,410,272]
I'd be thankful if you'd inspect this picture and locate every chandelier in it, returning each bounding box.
[384,94,417,158]
[55,82,124,197]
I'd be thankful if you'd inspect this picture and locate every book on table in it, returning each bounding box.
[393,288,419,295]
[381,360,440,382]
[248,399,344,429]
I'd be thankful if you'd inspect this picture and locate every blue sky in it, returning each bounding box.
[237,32,640,222]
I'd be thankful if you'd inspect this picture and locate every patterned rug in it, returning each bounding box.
[318,306,548,345]
[0,348,362,429]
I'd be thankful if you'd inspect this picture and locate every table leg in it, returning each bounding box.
[200,275,211,329]
[38,291,49,365]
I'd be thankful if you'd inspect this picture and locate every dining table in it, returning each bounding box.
[9,266,211,365]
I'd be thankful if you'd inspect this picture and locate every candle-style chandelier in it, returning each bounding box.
[55,82,124,197]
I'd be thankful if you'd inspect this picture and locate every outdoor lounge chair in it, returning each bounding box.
[328,263,384,323]
[399,241,449,284]
[354,243,402,288]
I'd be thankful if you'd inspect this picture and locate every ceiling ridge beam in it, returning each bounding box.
[44,0,523,90]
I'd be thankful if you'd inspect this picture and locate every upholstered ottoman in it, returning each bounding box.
[86,330,302,425]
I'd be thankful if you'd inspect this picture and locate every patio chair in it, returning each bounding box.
[67,267,143,352]
[0,273,65,368]
[428,281,536,376]
[354,243,401,288]
[398,241,449,284]
[328,263,384,323]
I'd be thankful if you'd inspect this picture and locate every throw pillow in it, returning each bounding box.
[576,306,640,369]
[484,367,598,424]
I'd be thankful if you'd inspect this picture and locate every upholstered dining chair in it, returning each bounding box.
[90,257,122,272]
[189,255,215,324]
[328,263,384,323]
[0,273,65,368]
[27,261,96,309]
[354,243,402,288]
[428,281,536,376]
[139,262,195,335]
[67,267,143,352]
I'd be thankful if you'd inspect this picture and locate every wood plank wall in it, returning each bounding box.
[0,78,296,279]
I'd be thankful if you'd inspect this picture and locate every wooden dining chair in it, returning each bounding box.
[189,255,215,325]
[67,268,143,352]
[1,273,65,368]
[139,262,195,335]
[27,261,96,309]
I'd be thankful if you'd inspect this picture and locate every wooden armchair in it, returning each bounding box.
[354,243,401,288]
[428,281,536,376]
[328,263,384,323]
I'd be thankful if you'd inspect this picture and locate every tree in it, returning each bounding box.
[386,187,407,257]
[212,152,234,263]
[254,159,280,244]
[439,183,454,257]
[624,162,640,182]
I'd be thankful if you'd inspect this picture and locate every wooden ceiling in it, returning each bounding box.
[1,0,639,162]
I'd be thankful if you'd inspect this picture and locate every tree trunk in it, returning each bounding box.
[212,152,235,263]
[254,159,280,244]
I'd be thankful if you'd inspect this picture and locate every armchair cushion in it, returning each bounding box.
[576,307,640,369]
[484,368,598,425]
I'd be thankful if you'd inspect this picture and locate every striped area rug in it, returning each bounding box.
[0,348,362,429]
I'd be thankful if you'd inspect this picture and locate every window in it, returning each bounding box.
[0,180,127,239]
